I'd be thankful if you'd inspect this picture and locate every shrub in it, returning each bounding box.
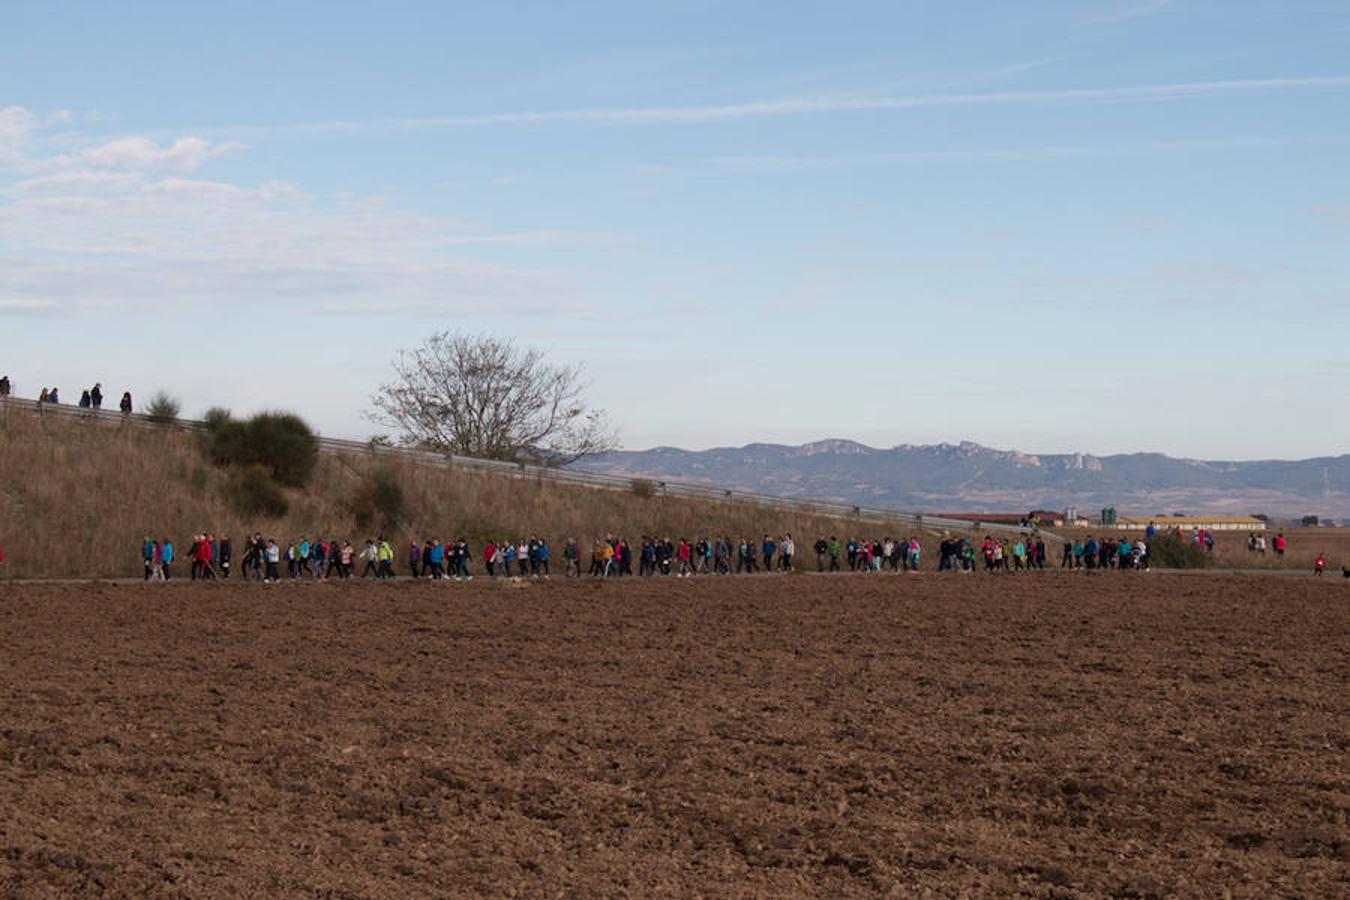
[1146,532,1209,569]
[202,407,234,432]
[350,467,406,530]
[230,464,289,518]
[145,391,182,423]
[630,477,656,499]
[207,410,318,488]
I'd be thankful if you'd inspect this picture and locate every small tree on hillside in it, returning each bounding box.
[369,331,617,465]
[145,391,181,423]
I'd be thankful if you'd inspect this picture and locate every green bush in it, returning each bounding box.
[350,468,406,530]
[145,391,182,423]
[207,410,318,488]
[1146,532,1210,569]
[202,407,234,431]
[230,464,289,518]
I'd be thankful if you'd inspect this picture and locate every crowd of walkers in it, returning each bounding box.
[132,530,1190,583]
[115,521,1350,583]
[1057,535,1150,570]
[141,534,399,582]
[1247,531,1289,557]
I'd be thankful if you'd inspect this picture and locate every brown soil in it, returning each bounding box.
[1,574,1346,897]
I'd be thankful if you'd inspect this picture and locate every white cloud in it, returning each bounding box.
[0,107,595,316]
[76,136,247,172]
[28,135,249,174]
[0,106,37,165]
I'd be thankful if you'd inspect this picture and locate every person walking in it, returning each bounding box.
[428,540,446,579]
[311,538,328,581]
[264,540,281,582]
[219,533,232,579]
[90,383,103,409]
[454,539,472,580]
[601,539,616,577]
[251,533,266,580]
[376,536,396,579]
[1314,554,1326,576]
[677,539,693,577]
[119,392,132,415]
[359,540,378,577]
[160,538,174,580]
[141,535,154,580]
[196,534,216,579]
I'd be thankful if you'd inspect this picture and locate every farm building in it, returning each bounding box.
[1112,515,1266,532]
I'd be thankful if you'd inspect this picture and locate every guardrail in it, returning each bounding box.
[0,395,1056,539]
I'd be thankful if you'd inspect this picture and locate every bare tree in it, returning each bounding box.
[370,331,617,465]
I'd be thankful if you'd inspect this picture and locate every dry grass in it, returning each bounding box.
[0,408,934,579]
[5,407,1345,580]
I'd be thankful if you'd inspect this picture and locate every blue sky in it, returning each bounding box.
[2,0,1347,459]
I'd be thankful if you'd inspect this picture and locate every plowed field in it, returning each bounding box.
[1,574,1346,897]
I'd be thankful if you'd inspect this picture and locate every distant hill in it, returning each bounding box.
[578,440,1350,519]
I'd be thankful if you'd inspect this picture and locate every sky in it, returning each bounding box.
[2,0,1348,460]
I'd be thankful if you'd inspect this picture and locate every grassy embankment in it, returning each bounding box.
[2,406,1343,579]
[0,407,933,580]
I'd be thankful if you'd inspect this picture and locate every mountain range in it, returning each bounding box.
[577,440,1350,520]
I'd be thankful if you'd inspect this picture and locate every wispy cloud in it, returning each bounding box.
[673,137,1295,175]
[231,74,1350,136]
[1308,204,1350,225]
[1087,0,1177,25]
